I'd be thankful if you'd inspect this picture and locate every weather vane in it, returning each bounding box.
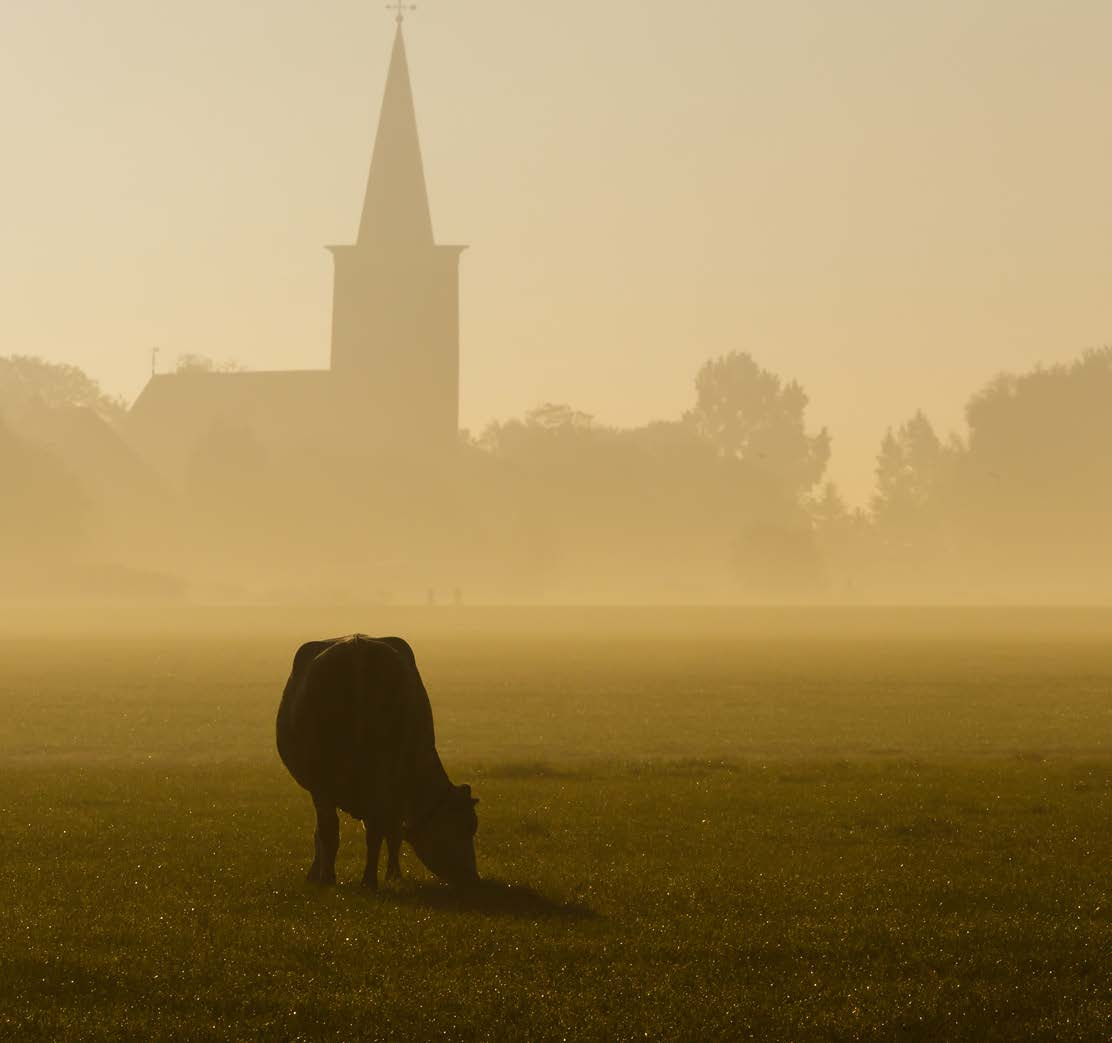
[387,0,416,24]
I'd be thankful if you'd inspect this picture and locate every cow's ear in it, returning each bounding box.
[461,784,472,797]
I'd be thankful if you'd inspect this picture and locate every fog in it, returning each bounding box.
[3,9,1112,608]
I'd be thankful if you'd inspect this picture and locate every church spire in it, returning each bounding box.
[328,10,464,447]
[357,22,434,247]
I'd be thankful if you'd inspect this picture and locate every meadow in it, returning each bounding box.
[1,607,1109,1040]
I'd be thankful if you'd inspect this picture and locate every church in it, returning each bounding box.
[128,20,464,482]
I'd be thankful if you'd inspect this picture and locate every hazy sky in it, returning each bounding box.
[3,0,1110,502]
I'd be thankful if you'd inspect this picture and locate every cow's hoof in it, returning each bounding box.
[360,875,379,892]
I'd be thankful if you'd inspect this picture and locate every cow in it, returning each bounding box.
[276,635,479,889]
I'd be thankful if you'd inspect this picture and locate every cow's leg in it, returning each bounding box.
[306,833,321,883]
[381,755,407,884]
[385,821,403,882]
[306,815,323,883]
[309,795,339,885]
[362,820,384,890]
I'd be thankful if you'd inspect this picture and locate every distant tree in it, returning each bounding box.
[809,481,871,598]
[810,481,851,531]
[479,402,594,454]
[477,397,828,598]
[871,412,958,537]
[866,410,963,596]
[0,355,125,425]
[956,347,1112,589]
[175,353,245,375]
[811,481,868,556]
[472,404,607,591]
[963,349,1112,502]
[523,402,594,431]
[0,418,87,560]
[687,352,830,500]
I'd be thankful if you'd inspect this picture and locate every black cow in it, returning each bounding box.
[276,635,478,889]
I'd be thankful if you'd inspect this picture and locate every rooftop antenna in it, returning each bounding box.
[151,346,160,377]
[387,0,416,24]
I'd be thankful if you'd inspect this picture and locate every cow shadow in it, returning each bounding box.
[380,878,598,921]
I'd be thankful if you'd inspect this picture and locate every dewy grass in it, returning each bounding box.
[0,611,1109,1040]
[2,761,1108,1040]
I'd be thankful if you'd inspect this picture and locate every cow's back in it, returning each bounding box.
[277,635,418,818]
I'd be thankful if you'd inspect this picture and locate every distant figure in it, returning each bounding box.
[452,587,463,607]
[426,588,436,607]
[276,635,479,889]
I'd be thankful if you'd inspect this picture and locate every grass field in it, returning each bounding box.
[1,608,1109,1040]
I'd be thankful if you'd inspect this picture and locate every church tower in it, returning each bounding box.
[328,20,465,454]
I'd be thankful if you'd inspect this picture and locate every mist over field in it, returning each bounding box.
[1,607,1110,1038]
[3,4,1112,607]
[2,3,1111,1040]
[5,344,1112,606]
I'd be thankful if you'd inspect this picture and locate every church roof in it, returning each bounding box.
[128,370,335,477]
[357,25,434,248]
[131,370,332,427]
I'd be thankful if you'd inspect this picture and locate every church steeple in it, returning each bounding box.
[357,24,434,248]
[327,18,465,455]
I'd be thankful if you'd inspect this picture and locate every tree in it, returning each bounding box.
[0,355,125,425]
[0,418,87,561]
[871,412,957,536]
[956,347,1112,591]
[963,349,1112,510]
[687,352,830,500]
[175,353,245,375]
[868,411,961,595]
[811,481,851,532]
[809,482,871,598]
[479,402,595,455]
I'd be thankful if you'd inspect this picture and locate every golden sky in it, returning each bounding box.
[2,0,1110,502]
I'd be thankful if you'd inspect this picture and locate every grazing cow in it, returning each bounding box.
[276,635,479,889]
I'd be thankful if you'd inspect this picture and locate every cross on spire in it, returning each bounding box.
[387,0,416,24]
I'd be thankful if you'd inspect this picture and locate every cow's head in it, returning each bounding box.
[407,784,479,886]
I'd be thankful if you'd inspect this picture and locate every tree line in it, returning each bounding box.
[2,347,1110,601]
